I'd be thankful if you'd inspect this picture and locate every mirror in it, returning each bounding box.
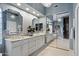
[32,18,39,32]
[3,9,23,35]
[32,18,43,32]
[46,16,53,34]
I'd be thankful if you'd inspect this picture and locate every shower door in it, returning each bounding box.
[47,15,70,51]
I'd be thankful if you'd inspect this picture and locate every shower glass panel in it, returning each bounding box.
[46,15,70,51]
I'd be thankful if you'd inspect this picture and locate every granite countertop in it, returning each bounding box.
[5,33,46,42]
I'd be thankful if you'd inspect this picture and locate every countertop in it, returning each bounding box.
[5,33,46,42]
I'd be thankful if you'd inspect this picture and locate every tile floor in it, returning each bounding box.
[37,39,74,56]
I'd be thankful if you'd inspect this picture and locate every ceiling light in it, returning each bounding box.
[33,11,36,14]
[37,14,39,16]
[11,15,15,19]
[26,8,30,11]
[58,18,61,22]
[42,3,52,7]
[17,3,21,6]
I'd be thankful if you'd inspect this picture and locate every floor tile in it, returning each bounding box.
[37,39,74,56]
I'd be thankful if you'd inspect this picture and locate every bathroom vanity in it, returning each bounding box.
[5,33,45,56]
[2,9,55,56]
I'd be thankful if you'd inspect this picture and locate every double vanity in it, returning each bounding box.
[5,33,55,56]
[2,7,54,56]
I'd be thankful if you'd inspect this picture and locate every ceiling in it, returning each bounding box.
[8,3,45,18]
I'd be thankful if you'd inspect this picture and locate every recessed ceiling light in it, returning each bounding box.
[26,8,30,11]
[58,18,61,22]
[17,3,21,6]
[42,3,52,8]
[33,11,36,14]
[11,15,15,19]
[37,14,40,16]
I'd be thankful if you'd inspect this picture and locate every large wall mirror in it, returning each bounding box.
[32,18,43,32]
[3,9,23,35]
[46,15,53,34]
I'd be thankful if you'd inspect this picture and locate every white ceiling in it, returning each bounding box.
[9,3,44,18]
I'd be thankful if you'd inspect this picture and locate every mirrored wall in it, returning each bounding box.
[3,9,23,35]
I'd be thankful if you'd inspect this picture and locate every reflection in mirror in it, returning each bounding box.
[32,18,39,32]
[3,9,23,35]
[32,18,43,33]
[46,16,53,34]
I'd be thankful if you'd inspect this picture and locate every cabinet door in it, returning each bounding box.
[12,46,22,56]
[36,36,42,49]
[41,36,45,46]
[36,39,39,50]
[28,38,36,55]
[22,43,28,56]
[36,37,40,50]
[22,39,28,56]
[46,34,53,43]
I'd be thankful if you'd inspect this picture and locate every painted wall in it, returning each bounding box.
[73,3,79,56]
[27,3,45,15]
[0,4,37,34]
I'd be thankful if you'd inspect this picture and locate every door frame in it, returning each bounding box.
[75,4,79,56]
[55,12,74,50]
[56,12,70,40]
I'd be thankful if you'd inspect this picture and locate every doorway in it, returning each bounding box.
[63,16,69,39]
[52,16,70,50]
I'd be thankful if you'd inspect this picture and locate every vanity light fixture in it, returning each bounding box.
[26,8,30,11]
[17,3,21,6]
[37,14,40,16]
[33,11,36,14]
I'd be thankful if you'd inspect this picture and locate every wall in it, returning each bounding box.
[0,8,2,52]
[73,3,79,56]
[0,4,37,34]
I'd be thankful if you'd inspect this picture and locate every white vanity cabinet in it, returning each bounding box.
[36,35,45,50]
[28,35,45,55]
[12,46,22,56]
[46,34,53,43]
[6,40,23,56]
[28,37,36,55]
[5,34,45,56]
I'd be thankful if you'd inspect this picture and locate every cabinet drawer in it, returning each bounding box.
[22,46,28,56]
